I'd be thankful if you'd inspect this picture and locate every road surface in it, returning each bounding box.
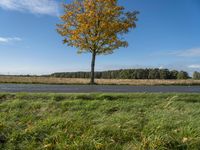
[0,84,200,93]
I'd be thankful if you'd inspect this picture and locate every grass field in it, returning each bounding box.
[0,93,200,149]
[0,76,200,85]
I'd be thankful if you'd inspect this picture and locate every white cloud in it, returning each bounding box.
[166,47,200,57]
[188,64,200,69]
[0,37,22,44]
[177,48,200,57]
[0,0,59,16]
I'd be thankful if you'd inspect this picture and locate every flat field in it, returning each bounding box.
[0,93,200,149]
[0,76,200,85]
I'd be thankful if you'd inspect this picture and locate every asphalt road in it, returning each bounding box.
[0,84,200,93]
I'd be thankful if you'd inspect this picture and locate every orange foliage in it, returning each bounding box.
[57,0,138,55]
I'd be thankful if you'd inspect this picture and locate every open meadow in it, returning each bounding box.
[0,76,200,85]
[0,93,200,149]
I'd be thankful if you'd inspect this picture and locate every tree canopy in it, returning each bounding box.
[193,71,200,80]
[57,0,138,54]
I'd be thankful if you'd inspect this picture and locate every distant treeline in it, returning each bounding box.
[50,69,190,79]
[193,71,200,80]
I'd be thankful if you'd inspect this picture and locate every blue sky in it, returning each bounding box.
[0,0,200,75]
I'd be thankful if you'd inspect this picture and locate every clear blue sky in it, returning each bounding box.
[0,0,200,75]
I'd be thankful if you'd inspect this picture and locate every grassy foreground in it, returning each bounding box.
[0,93,200,150]
[1,76,200,85]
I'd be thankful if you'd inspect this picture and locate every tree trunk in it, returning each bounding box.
[90,51,96,84]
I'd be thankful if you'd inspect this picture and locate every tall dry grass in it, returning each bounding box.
[0,76,200,85]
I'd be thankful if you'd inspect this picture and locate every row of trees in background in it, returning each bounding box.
[193,71,200,80]
[51,69,190,79]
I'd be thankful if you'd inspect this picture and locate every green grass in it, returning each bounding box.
[0,93,200,150]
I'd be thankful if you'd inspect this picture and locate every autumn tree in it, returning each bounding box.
[57,0,138,84]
